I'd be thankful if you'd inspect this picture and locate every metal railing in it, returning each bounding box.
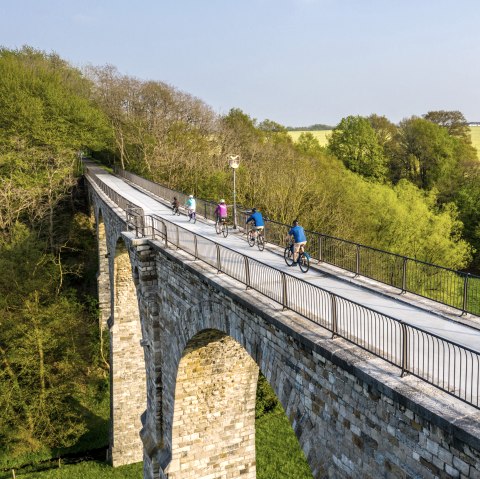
[84,163,145,232]
[115,168,480,317]
[87,166,480,409]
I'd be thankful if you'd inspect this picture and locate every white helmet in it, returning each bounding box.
[220,199,225,203]
[189,194,193,198]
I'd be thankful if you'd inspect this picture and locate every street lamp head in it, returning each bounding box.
[228,154,240,169]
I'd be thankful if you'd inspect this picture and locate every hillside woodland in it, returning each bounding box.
[1,46,479,465]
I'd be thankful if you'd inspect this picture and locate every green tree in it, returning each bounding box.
[328,115,388,180]
[423,110,471,141]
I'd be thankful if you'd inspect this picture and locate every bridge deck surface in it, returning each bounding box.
[95,168,480,353]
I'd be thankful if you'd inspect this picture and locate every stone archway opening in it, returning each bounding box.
[167,329,258,479]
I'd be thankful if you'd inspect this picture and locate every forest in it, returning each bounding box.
[0,46,479,476]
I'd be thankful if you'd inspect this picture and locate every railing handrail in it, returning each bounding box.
[87,166,480,409]
[114,167,480,316]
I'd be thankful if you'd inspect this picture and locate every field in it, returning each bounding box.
[288,130,331,146]
[470,126,480,157]
[288,127,480,158]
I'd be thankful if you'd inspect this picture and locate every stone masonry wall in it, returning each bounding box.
[126,236,480,479]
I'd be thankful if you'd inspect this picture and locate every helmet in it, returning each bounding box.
[220,199,225,203]
[189,194,193,198]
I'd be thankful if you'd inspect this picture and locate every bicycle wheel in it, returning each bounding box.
[215,221,221,234]
[222,223,229,238]
[247,231,255,247]
[284,246,294,266]
[299,252,310,273]
[257,234,265,251]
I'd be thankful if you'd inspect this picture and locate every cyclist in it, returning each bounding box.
[288,219,307,263]
[185,194,196,222]
[214,199,228,224]
[246,208,264,238]
[171,196,180,213]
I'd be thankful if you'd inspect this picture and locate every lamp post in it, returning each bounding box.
[228,155,240,229]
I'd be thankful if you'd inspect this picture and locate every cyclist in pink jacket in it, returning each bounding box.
[214,199,228,224]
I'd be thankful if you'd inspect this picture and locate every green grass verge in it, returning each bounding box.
[256,406,314,479]
[2,461,143,479]
[11,405,313,479]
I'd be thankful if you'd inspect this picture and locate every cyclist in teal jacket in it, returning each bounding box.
[288,219,307,263]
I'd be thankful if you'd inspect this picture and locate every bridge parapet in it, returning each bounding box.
[84,166,480,478]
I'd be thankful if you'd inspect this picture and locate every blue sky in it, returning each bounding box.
[1,0,479,126]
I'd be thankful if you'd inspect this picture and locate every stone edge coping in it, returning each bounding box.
[125,233,480,452]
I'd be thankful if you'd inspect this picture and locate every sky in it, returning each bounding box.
[1,0,479,127]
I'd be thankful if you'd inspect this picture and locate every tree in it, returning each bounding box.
[327,116,388,180]
[396,117,456,189]
[423,110,471,141]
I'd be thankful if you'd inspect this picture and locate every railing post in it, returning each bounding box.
[331,295,338,338]
[216,244,221,273]
[318,235,323,263]
[281,272,288,310]
[244,256,251,289]
[194,235,198,260]
[163,222,168,247]
[401,257,407,294]
[462,273,470,315]
[204,203,207,220]
[400,321,408,377]
[355,244,360,277]
[176,225,180,249]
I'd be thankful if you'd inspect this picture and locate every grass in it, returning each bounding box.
[10,404,313,479]
[2,461,143,479]
[256,406,314,479]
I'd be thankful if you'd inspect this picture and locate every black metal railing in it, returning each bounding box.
[87,166,480,409]
[115,167,480,317]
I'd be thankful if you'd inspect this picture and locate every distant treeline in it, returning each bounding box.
[287,123,333,131]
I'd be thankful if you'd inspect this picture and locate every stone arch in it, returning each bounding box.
[108,237,147,466]
[166,329,258,479]
[149,297,313,479]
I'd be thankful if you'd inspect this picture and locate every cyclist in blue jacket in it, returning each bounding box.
[246,208,264,238]
[288,219,307,263]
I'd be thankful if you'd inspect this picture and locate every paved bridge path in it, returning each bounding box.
[93,167,480,354]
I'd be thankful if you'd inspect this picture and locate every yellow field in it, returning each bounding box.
[289,127,480,157]
[287,130,331,146]
[470,127,480,158]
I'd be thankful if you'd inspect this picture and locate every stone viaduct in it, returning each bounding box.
[86,169,480,479]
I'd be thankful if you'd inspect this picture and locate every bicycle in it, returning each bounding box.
[247,227,265,251]
[187,208,196,223]
[215,217,228,237]
[284,241,310,273]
